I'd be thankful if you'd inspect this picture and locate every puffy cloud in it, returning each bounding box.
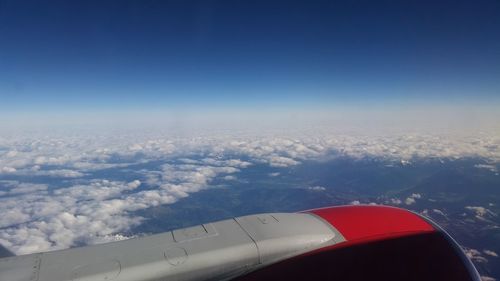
[466,206,488,217]
[400,159,411,166]
[27,169,84,178]
[405,193,422,205]
[0,181,48,195]
[0,179,150,254]
[200,158,252,168]
[465,206,497,220]
[483,250,498,257]
[9,183,48,194]
[1,130,500,256]
[350,200,361,205]
[268,156,300,167]
[389,198,402,205]
[127,180,141,189]
[464,248,489,263]
[0,159,243,254]
[223,175,237,181]
[432,209,447,217]
[53,179,140,201]
[405,197,416,205]
[475,164,498,173]
[1,167,16,173]
[307,186,326,191]
[2,131,500,176]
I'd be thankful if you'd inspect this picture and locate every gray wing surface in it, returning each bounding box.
[0,213,343,281]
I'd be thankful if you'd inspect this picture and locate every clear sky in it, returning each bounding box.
[0,0,499,128]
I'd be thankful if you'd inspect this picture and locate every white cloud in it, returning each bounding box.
[464,248,488,263]
[307,186,326,191]
[466,206,488,217]
[475,164,498,173]
[465,206,497,219]
[350,200,361,205]
[1,131,500,176]
[432,209,447,217]
[0,181,48,195]
[389,198,402,205]
[9,183,48,194]
[405,193,422,205]
[0,130,500,256]
[200,158,252,168]
[268,156,300,167]
[127,180,141,189]
[0,159,243,254]
[410,193,422,199]
[1,167,16,173]
[223,175,237,181]
[401,159,411,166]
[0,179,151,254]
[31,169,85,178]
[405,197,416,205]
[483,250,498,257]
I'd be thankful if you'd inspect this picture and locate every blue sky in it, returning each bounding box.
[0,0,499,119]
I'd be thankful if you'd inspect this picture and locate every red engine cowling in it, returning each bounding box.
[235,205,482,281]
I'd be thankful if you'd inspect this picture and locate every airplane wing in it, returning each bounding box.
[0,205,481,281]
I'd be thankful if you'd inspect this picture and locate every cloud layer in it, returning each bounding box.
[0,130,499,254]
